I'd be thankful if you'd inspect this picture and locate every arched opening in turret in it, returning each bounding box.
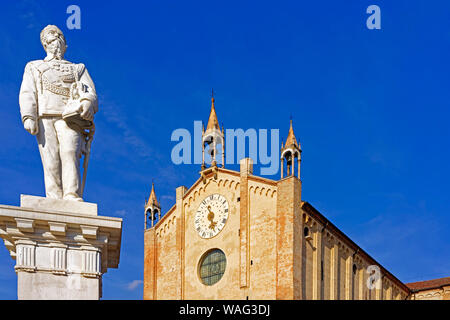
[285,151,293,176]
[281,149,300,178]
[203,134,224,168]
[153,209,159,225]
[146,209,161,228]
[146,209,153,228]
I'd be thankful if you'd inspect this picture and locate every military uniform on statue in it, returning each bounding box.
[19,25,97,201]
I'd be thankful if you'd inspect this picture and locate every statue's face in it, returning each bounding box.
[43,29,66,59]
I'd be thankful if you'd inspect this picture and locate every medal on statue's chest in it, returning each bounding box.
[194,194,229,239]
[42,63,77,97]
[47,63,76,82]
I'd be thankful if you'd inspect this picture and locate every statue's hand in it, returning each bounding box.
[80,100,94,121]
[24,118,38,135]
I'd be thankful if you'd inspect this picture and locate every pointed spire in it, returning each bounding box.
[202,90,225,170]
[284,118,299,149]
[146,182,160,208]
[206,89,220,131]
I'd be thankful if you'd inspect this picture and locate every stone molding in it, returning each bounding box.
[0,197,122,299]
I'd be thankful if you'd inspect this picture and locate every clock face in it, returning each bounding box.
[194,194,229,239]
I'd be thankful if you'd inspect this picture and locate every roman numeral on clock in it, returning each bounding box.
[195,194,228,238]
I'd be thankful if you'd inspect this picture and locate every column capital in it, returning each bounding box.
[0,197,123,300]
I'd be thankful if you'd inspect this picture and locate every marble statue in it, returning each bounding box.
[0,29,122,299]
[19,25,97,201]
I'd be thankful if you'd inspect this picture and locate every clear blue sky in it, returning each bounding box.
[0,0,449,299]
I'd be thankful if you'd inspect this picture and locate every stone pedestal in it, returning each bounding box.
[0,195,122,300]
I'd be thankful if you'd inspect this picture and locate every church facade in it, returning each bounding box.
[143,97,448,300]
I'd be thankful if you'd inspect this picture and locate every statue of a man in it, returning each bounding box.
[19,25,98,201]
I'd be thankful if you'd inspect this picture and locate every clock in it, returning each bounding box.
[194,193,229,239]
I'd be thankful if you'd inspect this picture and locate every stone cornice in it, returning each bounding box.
[0,204,122,270]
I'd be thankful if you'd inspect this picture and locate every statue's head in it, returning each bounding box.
[40,25,67,59]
